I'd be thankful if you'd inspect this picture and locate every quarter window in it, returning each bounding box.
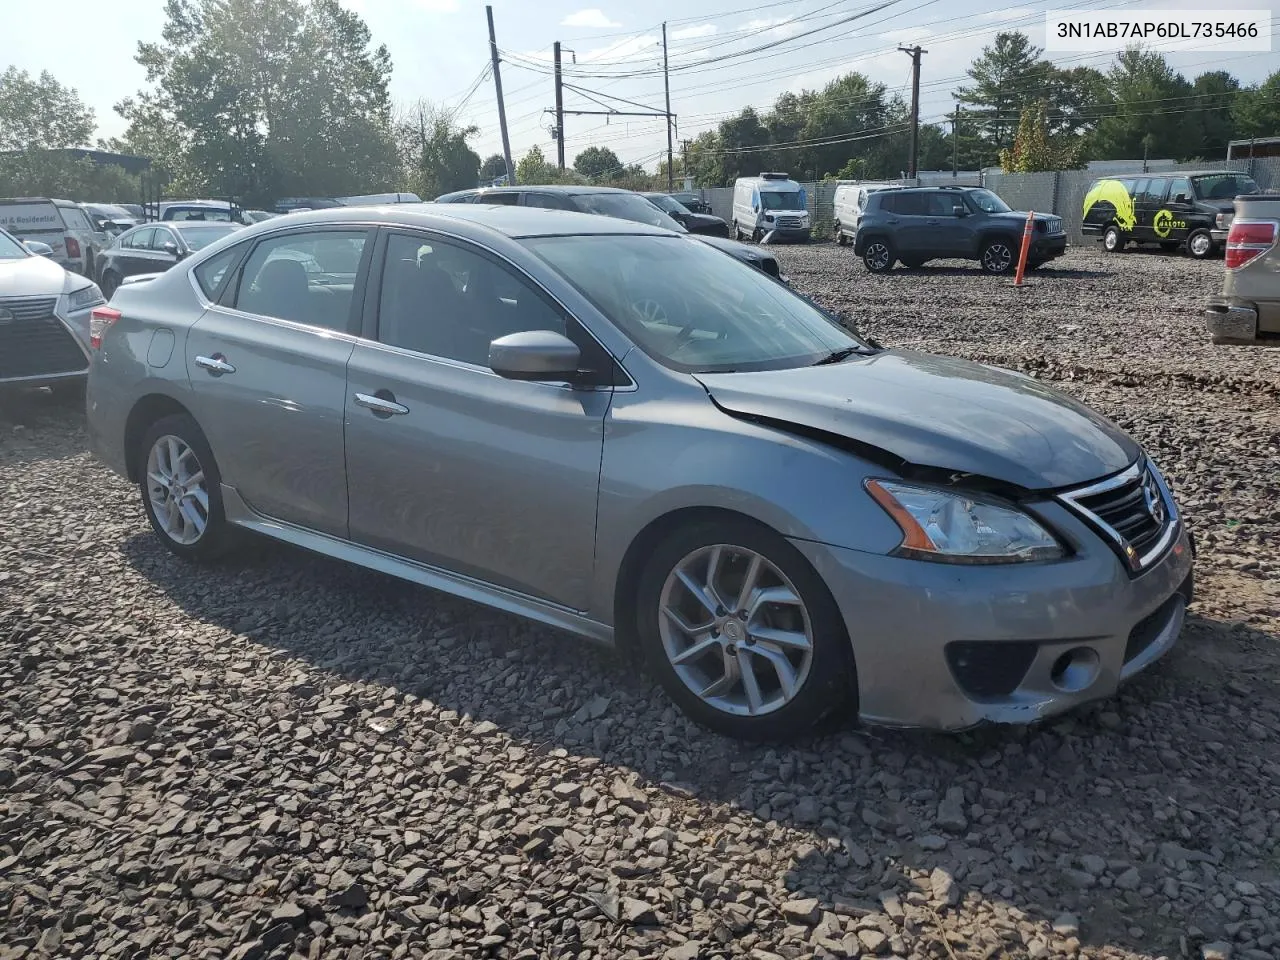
[234,230,368,331]
[126,228,156,250]
[194,245,243,299]
[59,207,92,231]
[376,232,565,366]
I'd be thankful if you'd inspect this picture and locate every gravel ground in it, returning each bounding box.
[3,245,1279,960]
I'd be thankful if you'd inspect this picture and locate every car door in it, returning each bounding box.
[1132,178,1168,242]
[1159,176,1193,245]
[889,192,932,255]
[184,226,375,538]
[922,192,971,256]
[118,228,156,278]
[343,228,613,610]
[140,226,184,275]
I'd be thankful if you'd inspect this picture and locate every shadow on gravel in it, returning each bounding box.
[0,388,89,467]
[118,521,1280,959]
[890,264,1110,280]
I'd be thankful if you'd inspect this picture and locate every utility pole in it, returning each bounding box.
[899,44,926,180]
[952,103,959,178]
[662,22,674,191]
[486,5,515,185]
[553,42,565,169]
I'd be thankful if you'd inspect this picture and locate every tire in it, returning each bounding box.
[1187,230,1215,259]
[100,270,121,299]
[834,221,848,246]
[635,517,854,741]
[862,239,894,273]
[980,238,1016,274]
[752,228,762,243]
[1103,225,1125,253]
[138,413,235,561]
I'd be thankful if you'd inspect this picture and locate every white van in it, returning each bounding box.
[0,197,100,276]
[832,181,907,246]
[731,173,810,242]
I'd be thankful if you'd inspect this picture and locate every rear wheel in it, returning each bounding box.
[1187,230,1215,259]
[862,239,894,273]
[138,414,235,561]
[1103,225,1124,253]
[980,239,1015,274]
[636,518,854,741]
[834,221,848,246]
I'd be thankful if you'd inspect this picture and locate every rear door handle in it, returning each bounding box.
[194,354,236,375]
[886,218,899,224]
[354,392,409,417]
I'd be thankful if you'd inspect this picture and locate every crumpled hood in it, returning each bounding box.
[0,254,75,297]
[695,349,1140,491]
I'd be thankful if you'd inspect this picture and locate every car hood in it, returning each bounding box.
[0,254,72,297]
[694,349,1139,491]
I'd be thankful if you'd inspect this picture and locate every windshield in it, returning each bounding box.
[525,234,865,373]
[176,224,240,250]
[574,193,685,232]
[167,207,234,222]
[966,189,1011,213]
[759,190,805,211]
[0,230,28,259]
[1192,174,1259,200]
[648,195,690,215]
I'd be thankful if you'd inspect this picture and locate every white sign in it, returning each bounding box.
[1046,9,1272,52]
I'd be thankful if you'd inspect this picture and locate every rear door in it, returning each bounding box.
[184,226,374,537]
[120,228,158,278]
[1160,176,1194,245]
[889,192,932,255]
[1132,178,1169,242]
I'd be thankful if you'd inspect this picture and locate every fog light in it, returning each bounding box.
[1049,647,1100,693]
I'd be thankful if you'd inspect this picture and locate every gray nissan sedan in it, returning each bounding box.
[85,204,1194,739]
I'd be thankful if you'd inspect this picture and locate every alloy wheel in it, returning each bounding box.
[865,242,891,271]
[657,544,814,717]
[1189,233,1212,257]
[146,435,210,546]
[982,242,1013,273]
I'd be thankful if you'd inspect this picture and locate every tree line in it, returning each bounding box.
[1,0,1277,205]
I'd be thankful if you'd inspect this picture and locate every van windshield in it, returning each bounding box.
[1192,174,1259,200]
[759,191,805,211]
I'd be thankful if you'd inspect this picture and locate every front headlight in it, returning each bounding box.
[866,479,1063,564]
[67,283,106,311]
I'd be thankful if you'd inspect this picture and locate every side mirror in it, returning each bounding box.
[489,330,581,383]
[952,204,968,217]
[23,241,53,257]
[162,241,181,258]
[1174,193,1190,204]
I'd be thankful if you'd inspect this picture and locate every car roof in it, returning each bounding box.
[451,184,636,197]
[1096,170,1246,181]
[228,203,674,239]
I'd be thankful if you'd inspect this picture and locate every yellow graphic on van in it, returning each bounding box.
[1083,180,1136,231]
[1152,209,1186,238]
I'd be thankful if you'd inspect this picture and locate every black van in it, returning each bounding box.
[1081,170,1260,258]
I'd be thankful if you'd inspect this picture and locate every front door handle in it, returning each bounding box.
[354,392,409,418]
[885,218,899,224]
[194,354,236,376]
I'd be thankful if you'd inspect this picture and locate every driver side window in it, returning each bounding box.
[376,233,565,367]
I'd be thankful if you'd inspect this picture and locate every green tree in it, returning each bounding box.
[1231,70,1280,141]
[1188,71,1240,160]
[121,0,400,205]
[397,101,480,197]
[999,100,1078,171]
[1092,46,1193,160]
[517,145,551,184]
[0,67,95,150]
[479,153,508,182]
[572,146,621,181]
[955,32,1051,154]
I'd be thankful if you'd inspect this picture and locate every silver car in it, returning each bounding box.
[85,205,1195,739]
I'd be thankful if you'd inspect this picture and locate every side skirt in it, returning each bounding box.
[221,485,616,647]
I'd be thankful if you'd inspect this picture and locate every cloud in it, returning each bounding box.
[561,9,622,28]
[671,23,717,41]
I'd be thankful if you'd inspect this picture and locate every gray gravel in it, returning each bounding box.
[3,244,1280,960]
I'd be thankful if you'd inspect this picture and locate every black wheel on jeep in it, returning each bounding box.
[862,239,894,273]
[1103,225,1125,253]
[979,239,1016,275]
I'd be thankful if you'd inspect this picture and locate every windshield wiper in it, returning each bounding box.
[812,346,865,366]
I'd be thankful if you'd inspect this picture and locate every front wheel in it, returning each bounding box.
[1187,230,1215,259]
[980,239,1015,274]
[1103,225,1125,253]
[862,240,894,273]
[636,519,854,740]
[138,414,235,561]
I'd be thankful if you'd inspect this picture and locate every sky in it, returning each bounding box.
[2,0,1275,174]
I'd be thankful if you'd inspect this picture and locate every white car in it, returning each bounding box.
[0,226,105,392]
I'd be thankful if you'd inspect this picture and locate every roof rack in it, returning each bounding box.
[759,172,790,180]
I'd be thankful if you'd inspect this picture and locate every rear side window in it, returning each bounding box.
[893,192,929,216]
[1118,179,1137,194]
[1168,177,1191,201]
[524,193,570,210]
[1136,179,1168,204]
[126,228,156,250]
[194,245,243,299]
[233,230,369,331]
[477,193,520,206]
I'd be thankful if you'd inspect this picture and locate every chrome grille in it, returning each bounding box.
[776,216,804,229]
[0,296,87,380]
[1059,460,1177,574]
